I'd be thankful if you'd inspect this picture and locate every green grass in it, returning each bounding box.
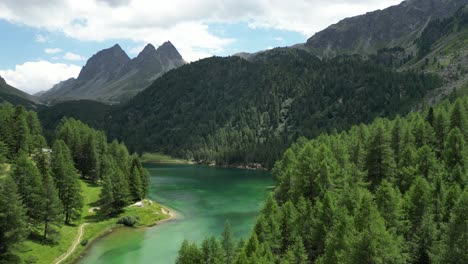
[140,152,192,164]
[15,179,170,264]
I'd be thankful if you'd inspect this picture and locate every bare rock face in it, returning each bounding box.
[306,0,468,57]
[40,42,186,104]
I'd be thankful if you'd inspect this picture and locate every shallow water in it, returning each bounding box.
[76,164,272,264]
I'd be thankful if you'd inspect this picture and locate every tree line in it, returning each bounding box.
[0,104,149,262]
[176,97,467,263]
[106,48,442,169]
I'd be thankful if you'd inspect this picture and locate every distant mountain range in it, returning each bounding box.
[39,41,185,104]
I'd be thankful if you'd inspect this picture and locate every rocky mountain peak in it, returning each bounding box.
[136,43,157,61]
[77,44,131,81]
[156,41,183,60]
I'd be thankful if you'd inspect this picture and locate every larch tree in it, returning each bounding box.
[0,176,28,257]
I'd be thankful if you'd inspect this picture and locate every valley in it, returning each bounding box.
[0,0,467,264]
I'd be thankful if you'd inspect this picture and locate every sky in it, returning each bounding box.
[0,0,403,94]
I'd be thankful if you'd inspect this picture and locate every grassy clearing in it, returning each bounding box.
[16,179,170,264]
[140,152,191,164]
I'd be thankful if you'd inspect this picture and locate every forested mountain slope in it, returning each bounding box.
[406,5,468,102]
[106,48,442,168]
[176,96,468,264]
[0,75,38,109]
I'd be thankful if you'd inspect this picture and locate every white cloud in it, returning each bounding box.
[44,48,62,54]
[63,52,85,61]
[0,61,81,94]
[0,0,403,61]
[274,37,284,42]
[35,34,49,43]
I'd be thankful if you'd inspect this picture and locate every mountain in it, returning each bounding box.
[305,0,468,57]
[101,48,441,168]
[0,75,39,108]
[405,5,468,102]
[39,41,186,104]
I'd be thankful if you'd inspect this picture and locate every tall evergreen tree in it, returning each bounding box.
[349,191,406,264]
[375,180,404,233]
[449,99,467,138]
[51,140,83,224]
[436,191,468,264]
[129,154,144,201]
[444,128,466,171]
[0,176,28,258]
[41,173,63,241]
[10,153,44,228]
[222,221,235,264]
[366,121,396,188]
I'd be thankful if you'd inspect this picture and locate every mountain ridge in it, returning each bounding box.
[305,0,468,57]
[0,75,39,108]
[39,41,186,104]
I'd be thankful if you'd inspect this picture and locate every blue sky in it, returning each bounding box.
[0,0,402,94]
[0,20,305,70]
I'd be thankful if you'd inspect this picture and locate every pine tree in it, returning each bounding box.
[280,201,299,252]
[129,154,144,201]
[407,211,437,264]
[245,232,259,257]
[366,121,396,188]
[433,110,448,156]
[222,221,235,264]
[0,140,7,164]
[11,106,31,156]
[41,172,63,241]
[391,116,403,164]
[81,134,99,181]
[201,236,225,264]
[375,180,404,233]
[436,191,468,264]
[449,99,467,138]
[0,176,28,257]
[99,172,115,216]
[51,140,83,224]
[405,176,432,231]
[349,191,406,264]
[416,145,439,179]
[444,128,466,171]
[99,155,130,215]
[26,110,46,151]
[10,153,44,228]
[176,240,202,264]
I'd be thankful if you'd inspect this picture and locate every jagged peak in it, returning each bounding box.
[156,41,183,60]
[136,43,157,59]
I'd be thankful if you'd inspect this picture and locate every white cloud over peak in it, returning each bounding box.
[0,0,403,61]
[45,48,63,54]
[0,61,81,94]
[63,52,86,61]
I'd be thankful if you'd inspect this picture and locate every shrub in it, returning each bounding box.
[117,216,139,227]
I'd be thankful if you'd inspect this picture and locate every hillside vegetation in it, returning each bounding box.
[107,49,442,168]
[176,96,468,263]
[0,104,160,264]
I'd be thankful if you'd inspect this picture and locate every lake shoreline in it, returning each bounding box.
[69,202,178,264]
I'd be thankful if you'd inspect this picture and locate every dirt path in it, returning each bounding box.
[54,223,88,264]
